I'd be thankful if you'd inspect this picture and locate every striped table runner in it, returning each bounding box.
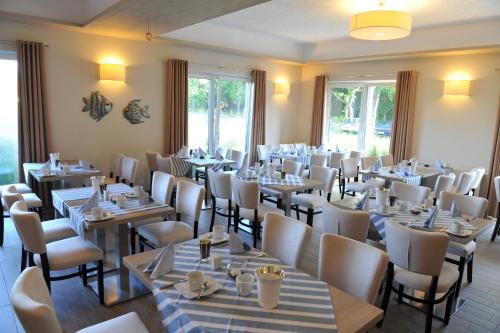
[259,174,305,186]
[269,153,311,167]
[151,241,337,333]
[52,183,132,215]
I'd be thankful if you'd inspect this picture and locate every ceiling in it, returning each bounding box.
[1,0,499,62]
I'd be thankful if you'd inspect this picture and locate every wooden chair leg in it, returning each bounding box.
[97,260,104,305]
[21,246,27,272]
[467,254,474,283]
[130,227,136,255]
[341,179,345,199]
[193,220,199,239]
[491,204,500,241]
[0,212,4,246]
[209,196,216,232]
[425,277,439,333]
[259,193,264,203]
[81,264,87,286]
[28,252,35,267]
[40,253,51,293]
[227,200,232,232]
[455,257,466,298]
[306,208,314,227]
[378,263,394,327]
[139,235,145,253]
[444,284,456,325]
[397,284,404,303]
[234,206,240,233]
[295,206,300,220]
[252,210,259,248]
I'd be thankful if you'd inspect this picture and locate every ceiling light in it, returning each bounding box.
[349,10,412,40]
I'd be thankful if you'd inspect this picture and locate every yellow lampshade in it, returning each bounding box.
[274,82,290,95]
[443,80,470,96]
[350,10,412,40]
[99,63,125,81]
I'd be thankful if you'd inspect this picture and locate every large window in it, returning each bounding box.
[0,58,18,185]
[324,81,396,156]
[188,74,252,153]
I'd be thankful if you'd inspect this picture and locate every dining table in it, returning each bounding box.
[123,238,383,333]
[359,165,441,187]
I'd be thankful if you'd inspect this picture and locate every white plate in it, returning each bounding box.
[83,211,114,222]
[446,229,473,238]
[174,277,222,299]
[206,232,229,245]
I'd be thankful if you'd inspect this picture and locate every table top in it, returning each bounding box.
[30,167,102,182]
[265,177,324,194]
[185,157,235,167]
[359,166,440,181]
[124,244,382,333]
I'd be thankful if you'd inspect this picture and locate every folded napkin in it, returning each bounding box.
[451,200,462,218]
[80,191,99,214]
[297,145,306,156]
[335,145,341,152]
[424,207,439,228]
[229,229,251,254]
[374,160,381,171]
[198,147,206,158]
[211,162,224,172]
[143,243,174,279]
[435,161,444,173]
[399,166,407,177]
[40,161,51,170]
[215,151,224,161]
[317,144,324,152]
[355,192,369,210]
[175,145,189,158]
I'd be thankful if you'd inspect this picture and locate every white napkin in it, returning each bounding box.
[451,201,461,218]
[215,151,224,161]
[198,147,206,158]
[435,161,444,173]
[335,145,341,152]
[143,243,174,279]
[40,161,51,170]
[355,192,369,210]
[424,207,439,228]
[80,191,98,213]
[297,145,306,156]
[175,145,189,158]
[229,229,251,254]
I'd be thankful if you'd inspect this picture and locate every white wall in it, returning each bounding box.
[299,52,500,172]
[0,21,301,186]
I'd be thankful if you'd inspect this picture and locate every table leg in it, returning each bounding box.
[282,192,292,217]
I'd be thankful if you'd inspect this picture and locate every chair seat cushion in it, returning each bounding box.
[261,187,282,198]
[239,204,282,221]
[394,264,459,293]
[345,179,384,192]
[41,218,77,243]
[138,221,193,248]
[0,183,31,194]
[174,177,198,186]
[34,237,103,270]
[128,216,164,228]
[291,194,327,209]
[21,193,43,209]
[76,312,149,333]
[447,241,476,258]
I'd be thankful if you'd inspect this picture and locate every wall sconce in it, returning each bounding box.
[443,80,470,96]
[99,63,126,81]
[274,82,290,95]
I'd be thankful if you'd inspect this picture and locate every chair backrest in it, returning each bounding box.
[495,176,500,203]
[349,151,362,161]
[360,156,378,170]
[110,152,125,177]
[390,181,431,205]
[310,166,337,194]
[207,169,232,200]
[262,213,312,268]
[151,171,175,205]
[121,157,139,184]
[319,234,388,304]
[2,186,23,210]
[385,219,449,276]
[11,267,63,333]
[257,145,272,162]
[231,176,259,210]
[470,167,486,191]
[230,150,247,171]
[294,143,306,151]
[282,159,304,176]
[156,156,172,174]
[175,181,205,222]
[340,158,359,179]
[433,175,455,199]
[438,192,488,218]
[10,201,47,254]
[455,171,476,194]
[145,152,160,172]
[280,144,294,153]
[380,154,394,167]
[322,203,370,242]
[310,154,327,167]
[329,152,346,169]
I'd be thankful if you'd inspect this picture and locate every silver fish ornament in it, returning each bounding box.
[82,91,113,121]
[123,99,150,124]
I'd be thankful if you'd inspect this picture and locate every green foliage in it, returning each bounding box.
[375,86,396,123]
[0,137,19,185]
[188,78,209,112]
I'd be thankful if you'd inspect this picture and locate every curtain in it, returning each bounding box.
[165,59,188,155]
[249,70,266,165]
[17,40,48,178]
[389,70,418,163]
[310,75,327,147]
[486,98,500,217]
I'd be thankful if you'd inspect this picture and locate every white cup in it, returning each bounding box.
[256,272,284,309]
[116,196,126,209]
[424,198,433,209]
[246,169,255,178]
[133,186,143,197]
[398,201,408,211]
[213,225,225,240]
[450,221,464,234]
[91,207,103,220]
[380,205,389,213]
[236,273,254,297]
[187,271,204,291]
[103,190,111,201]
[210,254,223,271]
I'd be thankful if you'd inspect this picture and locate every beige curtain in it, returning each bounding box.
[485,98,500,217]
[249,70,266,165]
[165,59,188,155]
[17,40,48,178]
[389,71,417,163]
[310,75,327,147]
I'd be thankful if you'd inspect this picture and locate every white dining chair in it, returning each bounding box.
[329,152,346,193]
[107,152,125,183]
[22,162,45,188]
[229,149,248,172]
[280,143,294,153]
[322,203,371,242]
[304,154,328,178]
[379,219,457,332]
[360,156,378,170]
[10,201,104,301]
[390,181,431,205]
[257,145,272,163]
[11,267,149,333]
[432,175,455,205]
[291,166,337,226]
[491,176,500,241]
[469,167,485,196]
[207,169,233,232]
[262,213,312,268]
[145,151,160,189]
[380,154,394,167]
[157,155,196,187]
[349,151,362,162]
[452,171,475,195]
[261,159,304,208]
[121,156,139,187]
[319,234,388,304]
[232,176,282,247]
[340,158,384,199]
[2,186,42,213]
[128,171,175,254]
[138,181,205,250]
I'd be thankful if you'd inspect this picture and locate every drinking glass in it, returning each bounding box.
[199,239,211,263]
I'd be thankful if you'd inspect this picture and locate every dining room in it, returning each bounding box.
[0,1,500,332]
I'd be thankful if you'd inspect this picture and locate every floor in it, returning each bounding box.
[1,192,499,333]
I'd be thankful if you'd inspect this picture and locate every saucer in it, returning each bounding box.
[174,276,222,299]
[83,211,114,222]
[206,232,229,245]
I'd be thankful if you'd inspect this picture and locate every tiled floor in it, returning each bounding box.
[1,195,499,332]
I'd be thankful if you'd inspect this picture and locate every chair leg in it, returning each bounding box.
[259,193,264,203]
[425,277,439,333]
[378,262,394,327]
[277,198,282,209]
[234,206,240,233]
[139,235,145,253]
[209,196,216,232]
[28,252,35,267]
[97,260,104,305]
[397,284,404,303]
[21,246,27,272]
[491,204,500,241]
[295,206,300,220]
[252,210,258,248]
[341,179,345,199]
[444,284,456,325]
[467,254,474,283]
[40,253,51,293]
[0,213,4,246]
[193,220,199,239]
[306,208,314,227]
[81,264,87,286]
[227,200,232,232]
[455,256,466,298]
[130,227,136,255]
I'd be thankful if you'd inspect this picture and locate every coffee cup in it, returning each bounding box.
[103,190,111,201]
[187,270,204,291]
[424,198,433,209]
[236,273,254,297]
[256,267,284,309]
[398,201,408,211]
[133,186,143,197]
[246,169,255,178]
[450,221,464,234]
[213,225,225,240]
[91,207,103,220]
[116,196,126,209]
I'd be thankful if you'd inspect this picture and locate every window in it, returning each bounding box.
[0,57,18,185]
[188,74,252,154]
[324,81,396,156]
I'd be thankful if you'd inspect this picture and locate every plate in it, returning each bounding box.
[174,277,222,299]
[370,209,395,217]
[206,232,229,245]
[446,229,473,238]
[122,192,137,198]
[83,211,114,222]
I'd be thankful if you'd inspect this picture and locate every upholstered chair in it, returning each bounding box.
[432,175,455,205]
[390,181,431,205]
[207,169,233,232]
[380,154,394,167]
[491,176,500,242]
[340,158,384,199]
[121,156,139,187]
[322,203,371,242]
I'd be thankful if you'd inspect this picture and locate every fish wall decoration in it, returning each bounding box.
[123,99,150,124]
[82,91,113,121]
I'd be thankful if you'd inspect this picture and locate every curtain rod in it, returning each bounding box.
[0,40,50,47]
[189,61,250,72]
